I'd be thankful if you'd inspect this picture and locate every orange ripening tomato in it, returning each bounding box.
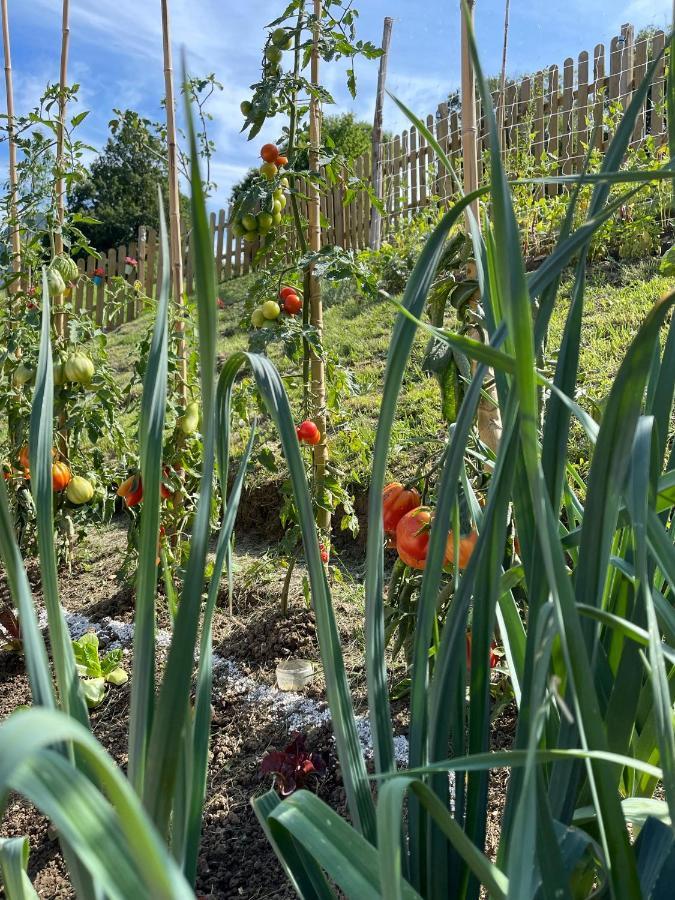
[52,461,72,492]
[117,473,143,507]
[395,507,434,569]
[279,286,297,300]
[276,154,288,167]
[18,445,29,470]
[283,293,302,315]
[446,529,478,570]
[296,419,321,445]
[260,143,279,163]
[396,507,478,571]
[382,481,421,535]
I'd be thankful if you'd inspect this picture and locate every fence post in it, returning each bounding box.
[369,16,393,250]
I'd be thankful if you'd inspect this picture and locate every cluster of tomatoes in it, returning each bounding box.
[251,285,303,330]
[5,445,94,504]
[117,465,181,509]
[231,143,289,244]
[382,482,478,571]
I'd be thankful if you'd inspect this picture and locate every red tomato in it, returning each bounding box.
[279,286,297,300]
[52,461,72,492]
[296,420,321,445]
[160,467,173,500]
[117,473,143,507]
[395,507,434,569]
[320,542,329,564]
[466,633,499,671]
[276,154,289,167]
[260,143,279,163]
[283,293,302,315]
[382,481,421,535]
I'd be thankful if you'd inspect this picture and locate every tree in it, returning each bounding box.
[69,110,178,249]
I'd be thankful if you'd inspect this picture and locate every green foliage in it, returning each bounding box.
[69,110,179,249]
[72,632,128,708]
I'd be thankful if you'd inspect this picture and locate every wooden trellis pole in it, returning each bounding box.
[309,0,329,534]
[369,16,393,250]
[160,0,187,406]
[460,0,479,228]
[497,0,510,155]
[1,0,20,296]
[54,0,70,337]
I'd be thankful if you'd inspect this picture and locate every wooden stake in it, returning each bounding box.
[309,0,329,534]
[460,0,479,229]
[461,2,502,455]
[54,0,70,337]
[497,0,510,155]
[160,0,187,406]
[369,16,393,250]
[1,0,20,296]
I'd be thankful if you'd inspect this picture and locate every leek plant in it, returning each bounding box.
[0,14,674,900]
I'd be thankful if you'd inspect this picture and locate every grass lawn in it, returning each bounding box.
[104,256,671,529]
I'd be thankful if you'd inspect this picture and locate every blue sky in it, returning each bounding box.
[4,0,672,211]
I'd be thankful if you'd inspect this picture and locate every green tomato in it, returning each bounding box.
[243,231,258,244]
[273,199,282,214]
[272,212,282,226]
[280,177,290,188]
[262,300,281,320]
[232,221,246,238]
[240,100,252,117]
[257,212,274,233]
[241,213,258,232]
[271,28,292,50]
[266,46,283,65]
[251,308,266,328]
[278,193,287,209]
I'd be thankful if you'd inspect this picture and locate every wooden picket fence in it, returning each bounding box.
[85,19,667,326]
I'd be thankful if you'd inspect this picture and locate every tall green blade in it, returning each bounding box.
[463,6,642,896]
[0,836,38,900]
[143,89,219,834]
[128,192,170,796]
[364,187,489,779]
[29,271,88,726]
[0,709,193,899]
[217,351,375,838]
[181,424,256,883]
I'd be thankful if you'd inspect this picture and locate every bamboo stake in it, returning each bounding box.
[160,0,187,406]
[369,16,393,250]
[1,0,20,296]
[497,0,510,155]
[54,0,70,338]
[309,0,329,535]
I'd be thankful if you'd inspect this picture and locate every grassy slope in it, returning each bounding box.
[104,258,670,519]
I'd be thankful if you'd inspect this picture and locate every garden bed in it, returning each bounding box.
[1,522,515,898]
